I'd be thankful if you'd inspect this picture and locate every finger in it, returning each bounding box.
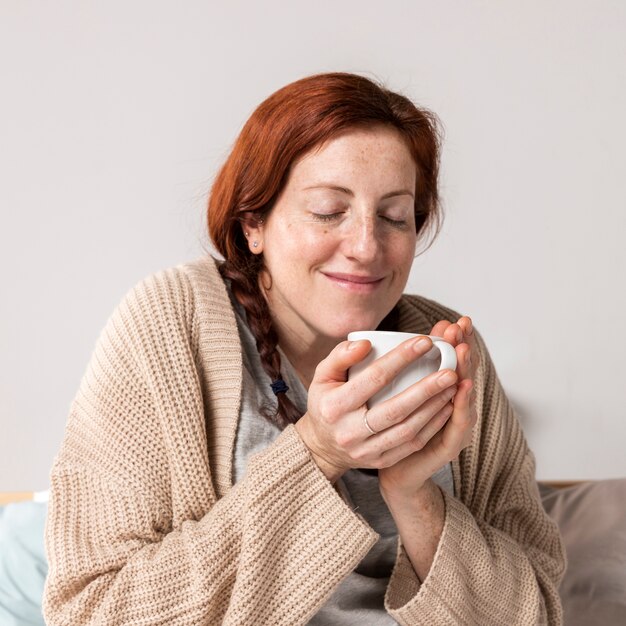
[372,397,454,468]
[363,367,457,433]
[442,322,464,346]
[393,379,474,475]
[345,336,437,409]
[313,339,373,384]
[439,379,474,452]
[430,320,452,338]
[412,401,456,451]
[457,316,473,338]
[365,386,456,457]
[456,342,472,380]
[455,317,477,364]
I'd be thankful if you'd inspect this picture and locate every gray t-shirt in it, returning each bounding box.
[229,288,454,624]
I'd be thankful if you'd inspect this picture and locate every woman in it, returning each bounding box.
[44,72,565,625]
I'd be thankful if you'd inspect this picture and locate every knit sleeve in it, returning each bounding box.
[384,325,566,625]
[43,269,378,626]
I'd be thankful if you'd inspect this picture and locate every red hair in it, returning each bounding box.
[207,72,443,426]
[209,72,442,263]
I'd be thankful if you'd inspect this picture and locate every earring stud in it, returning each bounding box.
[253,241,259,248]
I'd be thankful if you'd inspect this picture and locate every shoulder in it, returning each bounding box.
[110,255,231,343]
[121,254,226,314]
[79,255,240,401]
[61,256,238,487]
[125,257,243,429]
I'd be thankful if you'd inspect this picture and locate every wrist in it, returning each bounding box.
[381,478,436,512]
[294,417,346,483]
[384,480,445,582]
[309,451,345,483]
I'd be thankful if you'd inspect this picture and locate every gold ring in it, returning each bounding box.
[363,411,377,436]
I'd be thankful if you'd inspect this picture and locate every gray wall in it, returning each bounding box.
[1,0,625,490]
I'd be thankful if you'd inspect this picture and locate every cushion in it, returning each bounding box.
[541,479,626,626]
[0,501,47,626]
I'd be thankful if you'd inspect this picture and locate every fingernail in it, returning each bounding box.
[437,370,456,386]
[347,341,358,350]
[412,337,431,351]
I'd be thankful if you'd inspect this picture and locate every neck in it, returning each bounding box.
[275,323,339,389]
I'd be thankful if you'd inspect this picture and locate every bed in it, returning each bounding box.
[1,481,625,625]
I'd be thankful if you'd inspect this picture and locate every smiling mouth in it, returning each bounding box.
[322,272,385,292]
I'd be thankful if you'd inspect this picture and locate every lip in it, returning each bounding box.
[322,271,385,293]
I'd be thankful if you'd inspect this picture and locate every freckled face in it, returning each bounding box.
[247,125,418,345]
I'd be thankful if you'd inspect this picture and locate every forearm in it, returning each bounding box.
[377,316,565,624]
[385,485,565,625]
[383,479,445,583]
[44,426,378,626]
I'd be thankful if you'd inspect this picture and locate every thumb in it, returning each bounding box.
[314,340,372,385]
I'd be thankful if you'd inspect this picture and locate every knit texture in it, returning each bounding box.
[43,256,565,625]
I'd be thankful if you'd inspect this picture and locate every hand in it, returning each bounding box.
[431,315,479,450]
[378,316,478,503]
[430,315,478,390]
[294,336,459,483]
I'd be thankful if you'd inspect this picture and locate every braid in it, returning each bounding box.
[219,260,302,428]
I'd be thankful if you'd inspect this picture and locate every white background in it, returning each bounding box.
[1,0,625,490]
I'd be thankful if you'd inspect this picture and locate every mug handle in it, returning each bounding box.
[430,336,457,371]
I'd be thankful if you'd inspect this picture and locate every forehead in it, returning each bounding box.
[288,126,417,189]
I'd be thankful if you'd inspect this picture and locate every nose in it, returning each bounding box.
[341,215,381,263]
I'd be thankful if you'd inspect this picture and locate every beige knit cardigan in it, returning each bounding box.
[43,255,566,625]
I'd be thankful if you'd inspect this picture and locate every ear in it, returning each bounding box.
[241,214,265,254]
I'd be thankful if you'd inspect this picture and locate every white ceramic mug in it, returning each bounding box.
[347,331,457,407]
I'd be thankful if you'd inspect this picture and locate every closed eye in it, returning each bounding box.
[380,215,408,228]
[310,211,409,228]
[311,212,344,222]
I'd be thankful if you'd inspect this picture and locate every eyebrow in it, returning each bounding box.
[303,184,414,200]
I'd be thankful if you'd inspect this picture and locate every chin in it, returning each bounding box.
[325,314,386,338]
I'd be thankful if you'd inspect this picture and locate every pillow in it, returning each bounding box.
[541,479,626,626]
[0,500,48,626]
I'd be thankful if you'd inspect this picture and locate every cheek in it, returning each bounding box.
[388,237,416,269]
[290,230,336,262]
[266,228,332,271]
